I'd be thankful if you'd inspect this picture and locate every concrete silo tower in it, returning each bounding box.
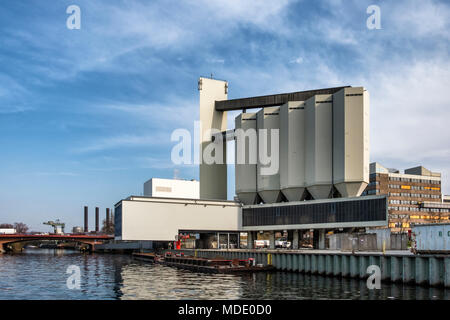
[305,94,334,199]
[235,113,258,205]
[257,106,282,203]
[332,87,370,197]
[280,101,307,201]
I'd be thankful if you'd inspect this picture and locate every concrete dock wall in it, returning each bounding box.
[168,249,450,288]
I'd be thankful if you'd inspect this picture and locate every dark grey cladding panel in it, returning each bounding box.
[215,86,351,111]
[242,196,387,227]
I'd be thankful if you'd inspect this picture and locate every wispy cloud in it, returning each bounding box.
[72,134,170,154]
[289,56,303,64]
[0,74,33,113]
[101,99,199,129]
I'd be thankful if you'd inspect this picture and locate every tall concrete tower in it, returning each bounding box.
[256,106,282,203]
[332,87,370,197]
[280,101,307,201]
[199,77,228,200]
[305,94,333,199]
[235,112,258,205]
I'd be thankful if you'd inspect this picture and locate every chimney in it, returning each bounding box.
[95,207,99,233]
[106,208,110,231]
[84,206,88,232]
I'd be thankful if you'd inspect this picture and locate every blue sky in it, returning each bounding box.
[0,0,449,231]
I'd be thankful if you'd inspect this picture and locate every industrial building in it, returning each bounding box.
[234,85,370,204]
[362,162,450,232]
[113,78,388,250]
[114,196,240,242]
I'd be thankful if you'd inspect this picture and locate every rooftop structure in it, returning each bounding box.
[143,178,199,199]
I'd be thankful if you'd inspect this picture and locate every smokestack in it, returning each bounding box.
[95,207,99,233]
[106,208,110,230]
[84,206,88,232]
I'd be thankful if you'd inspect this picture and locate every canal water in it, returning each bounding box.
[0,249,448,300]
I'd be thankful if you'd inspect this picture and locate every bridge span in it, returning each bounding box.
[0,234,113,253]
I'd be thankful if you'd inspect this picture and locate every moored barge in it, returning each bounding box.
[132,252,275,274]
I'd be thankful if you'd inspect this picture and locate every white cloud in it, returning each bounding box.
[207,58,225,64]
[3,0,296,82]
[365,58,450,164]
[388,0,450,39]
[318,22,358,45]
[289,56,303,64]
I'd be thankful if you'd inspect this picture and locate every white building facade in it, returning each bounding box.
[143,178,199,199]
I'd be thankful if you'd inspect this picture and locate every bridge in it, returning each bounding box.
[0,234,113,253]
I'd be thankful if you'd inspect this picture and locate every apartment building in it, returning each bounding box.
[362,163,450,233]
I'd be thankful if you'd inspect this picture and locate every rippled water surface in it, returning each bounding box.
[0,249,448,300]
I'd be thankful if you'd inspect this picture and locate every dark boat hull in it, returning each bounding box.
[132,253,275,274]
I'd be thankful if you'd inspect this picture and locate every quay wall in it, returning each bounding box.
[166,249,450,288]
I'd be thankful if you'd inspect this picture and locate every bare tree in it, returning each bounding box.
[14,222,29,234]
[101,219,114,235]
[0,223,14,228]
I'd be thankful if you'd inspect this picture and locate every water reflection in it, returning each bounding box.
[0,249,448,300]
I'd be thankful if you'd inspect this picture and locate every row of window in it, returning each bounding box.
[390,200,419,205]
[408,185,440,191]
[389,217,449,229]
[388,176,440,184]
[388,184,436,190]
[363,191,441,199]
[388,191,440,199]
[389,222,410,228]
[409,215,449,220]
[388,206,449,213]
[390,214,409,219]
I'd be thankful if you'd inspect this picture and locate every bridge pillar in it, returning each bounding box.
[81,240,102,252]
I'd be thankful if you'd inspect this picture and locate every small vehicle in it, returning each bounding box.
[254,240,269,248]
[275,239,291,248]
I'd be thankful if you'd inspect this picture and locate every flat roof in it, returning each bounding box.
[215,86,350,111]
[115,195,241,207]
[144,178,198,182]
